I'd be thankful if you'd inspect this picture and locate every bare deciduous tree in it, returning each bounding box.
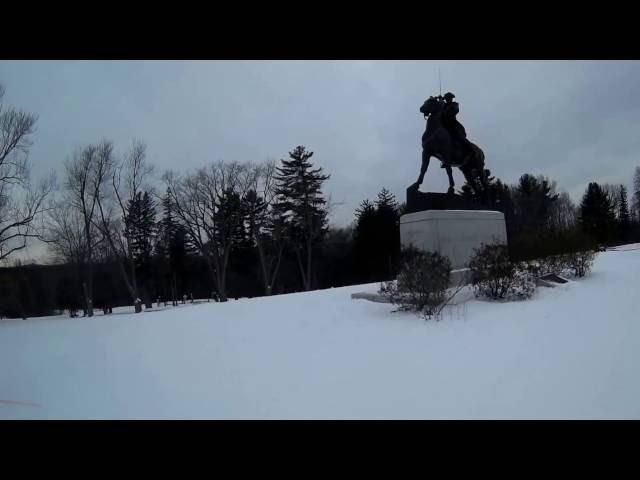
[548,191,578,233]
[245,160,285,296]
[63,141,113,316]
[0,84,54,262]
[47,200,91,264]
[163,160,254,302]
[602,183,622,218]
[46,199,99,316]
[95,140,154,313]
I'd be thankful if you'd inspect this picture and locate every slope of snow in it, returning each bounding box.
[608,244,640,252]
[2,246,640,419]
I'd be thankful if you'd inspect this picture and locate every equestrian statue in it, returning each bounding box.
[415,92,488,196]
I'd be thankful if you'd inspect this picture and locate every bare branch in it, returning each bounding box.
[0,168,54,261]
[0,85,51,261]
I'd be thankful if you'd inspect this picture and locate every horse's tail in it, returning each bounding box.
[471,143,485,169]
[463,143,488,195]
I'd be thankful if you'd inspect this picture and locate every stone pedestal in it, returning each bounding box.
[399,209,507,270]
[405,183,491,214]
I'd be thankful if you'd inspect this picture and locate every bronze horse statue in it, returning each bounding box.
[415,95,488,196]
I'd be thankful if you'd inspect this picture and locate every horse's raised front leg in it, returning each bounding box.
[417,148,430,186]
[445,165,455,194]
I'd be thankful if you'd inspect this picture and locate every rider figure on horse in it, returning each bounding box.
[440,92,473,164]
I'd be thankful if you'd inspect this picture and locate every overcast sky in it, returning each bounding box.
[2,60,640,259]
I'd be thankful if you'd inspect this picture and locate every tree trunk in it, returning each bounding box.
[84,261,94,317]
[256,240,271,295]
[98,204,141,312]
[82,280,93,317]
[114,256,140,313]
[218,248,231,302]
[172,273,177,306]
[203,255,225,302]
[268,244,284,296]
[142,286,152,309]
[217,270,226,301]
[256,240,282,296]
[306,238,313,291]
[83,217,94,317]
[130,258,141,309]
[294,246,310,291]
[209,247,231,303]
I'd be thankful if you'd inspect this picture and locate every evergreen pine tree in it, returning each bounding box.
[242,189,264,247]
[512,174,558,236]
[461,172,515,239]
[633,167,640,223]
[618,184,631,242]
[243,187,282,296]
[375,188,398,212]
[353,199,377,281]
[124,191,157,306]
[274,146,330,291]
[214,188,245,250]
[125,192,156,266]
[352,189,402,282]
[155,188,178,259]
[154,188,197,303]
[260,195,288,295]
[374,188,400,279]
[138,192,157,264]
[355,199,376,220]
[580,182,616,244]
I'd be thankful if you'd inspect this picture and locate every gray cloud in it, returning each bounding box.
[3,60,640,241]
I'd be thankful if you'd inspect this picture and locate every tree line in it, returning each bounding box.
[2,83,640,318]
[459,169,640,259]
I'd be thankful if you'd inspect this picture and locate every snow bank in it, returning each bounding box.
[2,246,640,419]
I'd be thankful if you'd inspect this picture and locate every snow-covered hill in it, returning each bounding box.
[2,246,640,419]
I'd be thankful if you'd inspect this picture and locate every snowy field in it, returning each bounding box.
[2,246,640,419]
